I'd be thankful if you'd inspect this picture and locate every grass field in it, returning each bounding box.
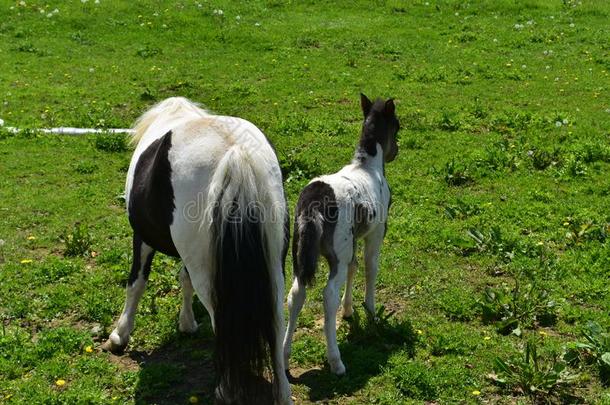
[1,0,609,403]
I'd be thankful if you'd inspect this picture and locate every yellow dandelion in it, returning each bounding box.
[20,259,33,264]
[483,336,491,341]
[416,329,424,335]
[189,396,199,404]
[55,379,66,387]
[539,330,547,336]
[85,346,93,353]
[27,235,36,240]
[472,390,481,396]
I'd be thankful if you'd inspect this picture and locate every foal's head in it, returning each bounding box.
[359,93,399,163]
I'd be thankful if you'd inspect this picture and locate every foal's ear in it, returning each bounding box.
[384,98,395,116]
[360,93,373,118]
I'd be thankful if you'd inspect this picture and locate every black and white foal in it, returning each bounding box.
[102,97,292,404]
[283,94,399,375]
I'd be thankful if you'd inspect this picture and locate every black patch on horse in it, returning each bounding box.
[128,131,179,257]
[293,181,338,286]
[281,206,290,277]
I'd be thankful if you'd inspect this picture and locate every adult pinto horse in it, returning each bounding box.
[102,97,292,405]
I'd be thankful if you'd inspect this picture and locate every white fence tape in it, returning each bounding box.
[0,118,134,135]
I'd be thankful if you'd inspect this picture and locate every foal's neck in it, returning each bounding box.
[352,143,385,176]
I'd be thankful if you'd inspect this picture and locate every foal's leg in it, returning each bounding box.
[178,266,198,333]
[282,276,307,369]
[103,235,154,353]
[363,227,385,317]
[323,258,349,375]
[341,260,358,319]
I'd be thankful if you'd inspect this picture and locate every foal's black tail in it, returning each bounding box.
[209,147,280,404]
[292,180,337,287]
[293,212,322,287]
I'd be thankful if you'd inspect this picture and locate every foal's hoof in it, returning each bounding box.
[329,359,346,376]
[342,307,354,319]
[101,333,128,354]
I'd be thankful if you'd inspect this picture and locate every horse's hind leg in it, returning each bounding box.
[272,265,293,405]
[102,235,154,353]
[178,266,198,333]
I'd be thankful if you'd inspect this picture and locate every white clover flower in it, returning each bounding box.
[526,20,534,25]
[53,8,59,14]
[527,150,534,157]
[46,12,53,17]
[546,65,550,69]
[236,15,241,20]
[254,22,261,26]
[89,68,95,73]
[0,118,4,126]
[514,23,524,29]
[0,239,5,247]
[555,121,562,127]
[569,23,575,28]
[213,9,223,15]
[493,38,498,42]
[81,0,88,3]
[522,65,527,69]
[95,0,100,3]
[19,1,26,6]
[562,118,568,125]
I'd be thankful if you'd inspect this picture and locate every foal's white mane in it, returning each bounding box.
[131,97,209,145]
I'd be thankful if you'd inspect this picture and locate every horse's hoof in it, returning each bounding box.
[179,320,199,334]
[101,333,127,354]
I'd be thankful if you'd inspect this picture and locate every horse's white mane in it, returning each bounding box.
[131,97,209,145]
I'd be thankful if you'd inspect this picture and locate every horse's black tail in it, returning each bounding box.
[208,146,282,404]
[292,211,323,287]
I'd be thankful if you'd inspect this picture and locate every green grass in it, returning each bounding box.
[1,0,610,403]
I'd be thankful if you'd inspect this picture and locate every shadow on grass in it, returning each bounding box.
[288,306,418,402]
[130,305,276,405]
[130,332,216,404]
[129,303,219,405]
